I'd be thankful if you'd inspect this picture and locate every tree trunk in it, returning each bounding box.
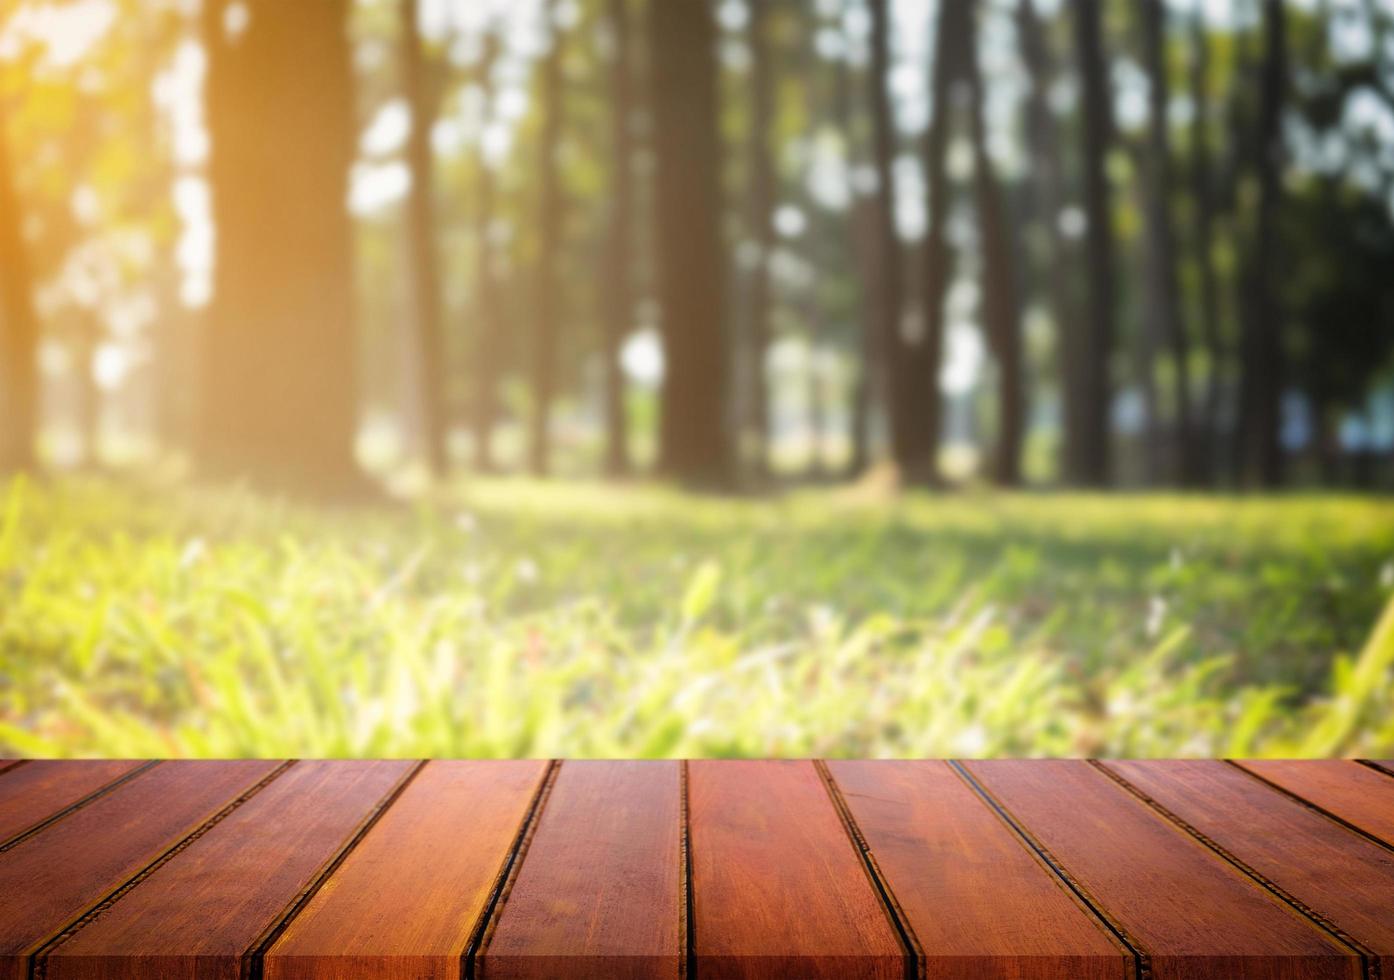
[836,36,877,478]
[602,0,633,477]
[400,0,449,478]
[869,0,936,482]
[1017,0,1076,488]
[963,2,1023,486]
[1070,0,1117,487]
[744,0,776,477]
[529,0,564,477]
[1189,7,1223,486]
[201,0,362,492]
[0,101,38,473]
[917,0,966,485]
[470,33,501,473]
[1139,0,1191,486]
[848,197,881,477]
[649,0,730,485]
[1237,0,1288,488]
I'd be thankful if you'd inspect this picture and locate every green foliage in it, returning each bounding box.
[1,476,1392,759]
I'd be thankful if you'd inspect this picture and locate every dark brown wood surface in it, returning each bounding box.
[688,759,907,980]
[0,760,280,980]
[480,760,682,980]
[963,760,1359,980]
[41,760,413,980]
[1236,759,1394,847]
[0,759,1390,979]
[264,759,549,980]
[0,760,147,847]
[826,760,1130,980]
[1104,759,1394,969]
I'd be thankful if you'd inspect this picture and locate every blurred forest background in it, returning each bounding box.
[1,0,1394,758]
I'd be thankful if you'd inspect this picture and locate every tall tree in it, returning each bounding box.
[1069,0,1117,486]
[649,0,730,484]
[529,0,565,477]
[470,30,502,473]
[962,2,1023,485]
[201,0,362,491]
[1188,6,1224,484]
[400,0,449,478]
[1138,0,1191,484]
[1237,0,1289,488]
[868,0,936,482]
[601,0,634,476]
[743,0,776,476]
[0,101,38,472]
[1017,0,1076,483]
[917,0,964,486]
[843,76,880,478]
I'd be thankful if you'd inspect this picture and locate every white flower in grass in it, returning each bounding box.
[178,538,207,570]
[1145,595,1167,639]
[953,724,989,757]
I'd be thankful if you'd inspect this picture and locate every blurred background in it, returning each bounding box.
[0,0,1392,759]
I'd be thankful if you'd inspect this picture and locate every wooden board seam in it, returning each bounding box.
[465,759,560,980]
[680,759,693,980]
[0,761,160,853]
[949,761,1146,980]
[1228,760,1394,855]
[243,759,429,980]
[0,761,24,777]
[814,760,921,980]
[1357,759,1394,780]
[1091,760,1377,980]
[29,760,296,980]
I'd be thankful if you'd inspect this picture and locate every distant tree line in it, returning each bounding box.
[1,0,1393,493]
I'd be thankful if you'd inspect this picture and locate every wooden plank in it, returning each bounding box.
[263,759,550,980]
[826,760,1130,980]
[0,759,281,980]
[963,760,1358,980]
[42,759,414,980]
[1366,760,1394,778]
[688,759,906,980]
[1105,759,1394,969]
[1237,759,1394,848]
[480,760,683,980]
[0,760,148,848]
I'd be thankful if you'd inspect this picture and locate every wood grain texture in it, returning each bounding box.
[826,760,1130,980]
[480,760,682,980]
[41,759,413,980]
[688,760,907,980]
[1237,759,1394,847]
[0,760,281,980]
[963,760,1358,980]
[264,760,550,980]
[0,760,147,847]
[1105,760,1394,969]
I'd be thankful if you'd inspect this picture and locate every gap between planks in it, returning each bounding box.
[28,760,297,980]
[1090,760,1376,980]
[948,761,1148,980]
[0,762,160,854]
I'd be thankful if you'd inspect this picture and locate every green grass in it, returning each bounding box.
[1,475,1392,758]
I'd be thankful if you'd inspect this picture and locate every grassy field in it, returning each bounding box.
[1,475,1392,758]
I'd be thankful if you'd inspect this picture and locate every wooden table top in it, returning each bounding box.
[0,759,1391,980]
